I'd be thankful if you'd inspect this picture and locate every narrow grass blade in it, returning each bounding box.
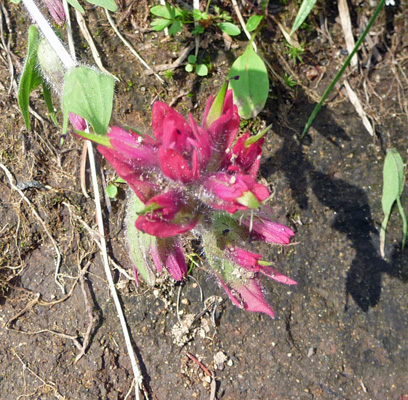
[290,0,317,36]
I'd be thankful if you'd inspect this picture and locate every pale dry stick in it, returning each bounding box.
[75,10,119,80]
[338,0,358,69]
[160,0,169,36]
[145,42,195,75]
[0,163,64,294]
[343,80,374,136]
[105,9,164,84]
[193,0,200,57]
[62,0,76,60]
[231,0,257,52]
[80,141,90,198]
[12,350,67,400]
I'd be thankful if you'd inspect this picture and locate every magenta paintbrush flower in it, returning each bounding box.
[82,84,296,317]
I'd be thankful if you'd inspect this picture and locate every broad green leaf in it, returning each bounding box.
[66,0,84,13]
[218,22,241,36]
[18,25,43,131]
[380,148,406,257]
[187,55,197,64]
[150,4,173,19]
[87,0,117,12]
[193,9,203,21]
[42,83,59,127]
[115,177,126,184]
[290,0,317,36]
[106,183,118,198]
[196,64,208,77]
[228,45,269,119]
[246,15,263,32]
[62,67,115,135]
[168,20,182,35]
[151,18,172,31]
[126,192,156,286]
[185,64,194,73]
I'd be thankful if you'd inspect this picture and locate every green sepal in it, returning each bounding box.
[204,81,228,128]
[236,191,260,209]
[73,129,112,147]
[126,192,156,286]
[137,202,161,215]
[245,124,272,147]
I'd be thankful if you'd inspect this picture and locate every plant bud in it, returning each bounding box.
[37,38,65,94]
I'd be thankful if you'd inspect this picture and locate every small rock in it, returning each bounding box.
[213,351,228,371]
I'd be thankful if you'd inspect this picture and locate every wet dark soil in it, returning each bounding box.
[1,0,408,399]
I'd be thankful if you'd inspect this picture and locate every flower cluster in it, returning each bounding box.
[94,88,295,318]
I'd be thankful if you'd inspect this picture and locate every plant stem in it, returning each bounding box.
[21,0,75,69]
[301,0,386,137]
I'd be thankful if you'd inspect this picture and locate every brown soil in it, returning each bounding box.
[1,0,408,399]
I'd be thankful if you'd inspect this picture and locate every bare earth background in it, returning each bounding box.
[1,0,408,399]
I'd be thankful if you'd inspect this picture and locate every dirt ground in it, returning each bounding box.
[1,0,408,399]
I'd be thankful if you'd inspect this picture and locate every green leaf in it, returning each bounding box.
[380,148,406,257]
[66,0,84,14]
[18,25,43,131]
[106,183,118,198]
[246,15,263,32]
[228,45,269,119]
[192,25,205,35]
[168,20,182,35]
[87,0,117,12]
[126,192,156,286]
[151,18,172,31]
[218,22,241,36]
[42,83,59,127]
[185,64,194,73]
[187,55,197,64]
[193,9,203,21]
[114,177,126,184]
[290,0,317,36]
[150,4,174,19]
[62,66,115,135]
[196,64,208,76]
[10,0,21,3]
[105,184,116,198]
